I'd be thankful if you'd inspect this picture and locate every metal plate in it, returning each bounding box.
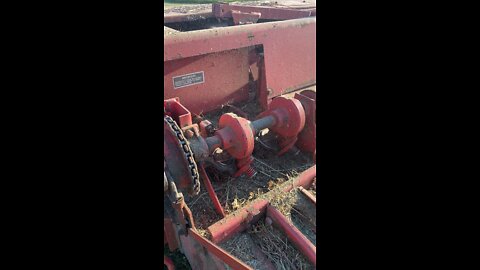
[173,71,205,89]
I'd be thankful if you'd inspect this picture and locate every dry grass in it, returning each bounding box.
[220,233,263,269]
[268,186,317,244]
[220,217,315,270]
[249,220,314,270]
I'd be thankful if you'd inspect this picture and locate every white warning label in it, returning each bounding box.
[173,71,205,89]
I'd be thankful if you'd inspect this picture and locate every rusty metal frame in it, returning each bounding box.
[208,199,269,244]
[205,165,317,245]
[213,3,315,21]
[164,17,316,112]
[165,165,317,269]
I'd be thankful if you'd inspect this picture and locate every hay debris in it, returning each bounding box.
[220,233,262,269]
[249,220,314,270]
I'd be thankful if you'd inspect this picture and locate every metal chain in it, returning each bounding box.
[164,115,200,195]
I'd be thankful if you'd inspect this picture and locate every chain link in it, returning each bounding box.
[164,115,200,195]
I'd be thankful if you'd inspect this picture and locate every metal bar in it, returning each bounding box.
[266,205,316,267]
[208,199,269,244]
[298,186,316,205]
[213,3,313,21]
[199,165,226,217]
[283,165,316,192]
[164,17,316,60]
[205,136,222,151]
[188,228,253,270]
[250,115,276,133]
[207,166,315,244]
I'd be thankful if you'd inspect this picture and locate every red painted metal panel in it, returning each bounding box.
[208,199,269,244]
[164,49,251,115]
[164,18,316,110]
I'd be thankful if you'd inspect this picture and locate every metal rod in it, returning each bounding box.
[250,115,276,133]
[298,186,316,205]
[205,136,222,151]
[199,165,226,217]
[266,205,316,267]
